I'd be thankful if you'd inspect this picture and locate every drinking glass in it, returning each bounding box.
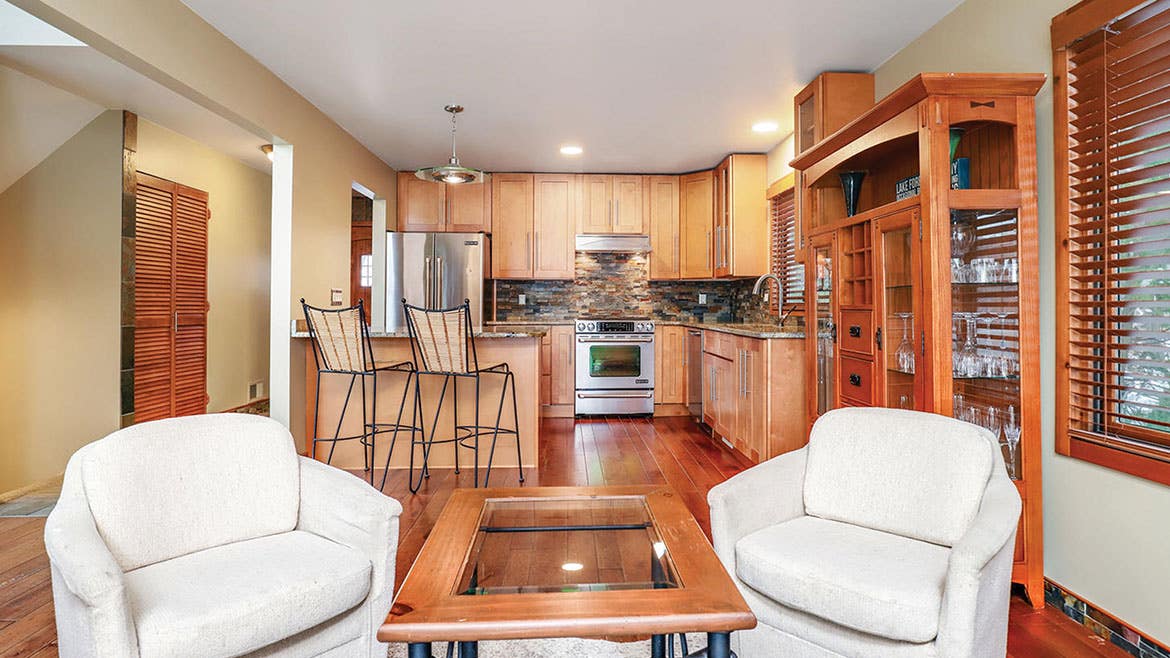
[895,313,915,374]
[956,314,981,377]
[1003,404,1022,480]
[951,220,975,259]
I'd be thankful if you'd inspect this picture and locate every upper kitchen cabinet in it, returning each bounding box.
[490,173,533,279]
[712,154,769,278]
[647,175,680,280]
[532,174,576,279]
[793,72,875,155]
[679,170,714,278]
[396,171,492,233]
[578,175,645,234]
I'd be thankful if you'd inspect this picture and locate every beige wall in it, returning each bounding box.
[766,133,796,185]
[135,119,271,412]
[0,110,122,492]
[876,0,1170,642]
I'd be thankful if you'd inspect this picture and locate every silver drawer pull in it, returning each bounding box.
[576,392,654,399]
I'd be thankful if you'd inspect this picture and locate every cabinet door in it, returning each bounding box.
[874,209,923,410]
[679,171,714,278]
[714,159,730,277]
[490,174,533,279]
[714,355,736,439]
[655,326,686,404]
[806,233,838,424]
[397,172,446,232]
[702,352,719,428]
[647,176,680,280]
[726,154,769,277]
[579,175,612,234]
[447,178,491,233]
[533,174,576,279]
[549,325,575,405]
[612,175,645,234]
[736,338,767,463]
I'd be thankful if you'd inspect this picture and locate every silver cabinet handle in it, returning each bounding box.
[608,198,613,226]
[577,391,653,399]
[534,232,540,271]
[615,198,620,228]
[436,256,443,308]
[424,257,432,307]
[706,230,711,270]
[526,233,531,269]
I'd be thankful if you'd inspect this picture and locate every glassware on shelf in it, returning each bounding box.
[991,311,1013,378]
[955,313,982,378]
[895,313,915,374]
[951,220,975,259]
[1003,405,1021,480]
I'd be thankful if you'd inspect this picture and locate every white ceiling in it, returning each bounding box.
[180,0,962,174]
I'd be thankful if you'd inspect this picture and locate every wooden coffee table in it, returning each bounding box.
[379,485,755,658]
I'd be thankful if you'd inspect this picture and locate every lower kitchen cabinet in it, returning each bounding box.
[702,330,807,464]
[540,325,574,410]
[654,325,686,405]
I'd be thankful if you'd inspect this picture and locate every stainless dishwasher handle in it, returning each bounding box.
[576,392,654,399]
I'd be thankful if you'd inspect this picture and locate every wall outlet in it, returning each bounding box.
[698,293,708,305]
[248,381,265,400]
[330,288,344,306]
[518,293,527,306]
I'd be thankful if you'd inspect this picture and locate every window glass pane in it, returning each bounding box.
[359,253,373,287]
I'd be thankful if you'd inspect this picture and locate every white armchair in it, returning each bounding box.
[45,414,402,658]
[709,408,1021,658]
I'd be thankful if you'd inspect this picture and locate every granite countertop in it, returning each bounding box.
[487,319,802,339]
[292,326,547,340]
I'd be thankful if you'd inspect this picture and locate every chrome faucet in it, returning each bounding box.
[752,273,799,326]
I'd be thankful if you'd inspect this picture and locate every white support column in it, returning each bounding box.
[371,197,387,333]
[269,143,294,428]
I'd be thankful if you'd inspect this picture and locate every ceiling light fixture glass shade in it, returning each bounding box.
[415,104,485,184]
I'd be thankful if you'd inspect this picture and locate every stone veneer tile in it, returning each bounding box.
[1044,582,1168,658]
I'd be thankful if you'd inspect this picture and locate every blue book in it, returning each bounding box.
[894,157,971,201]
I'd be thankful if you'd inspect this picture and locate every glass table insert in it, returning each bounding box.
[456,495,680,595]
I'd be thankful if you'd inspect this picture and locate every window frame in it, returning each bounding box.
[1053,0,1170,486]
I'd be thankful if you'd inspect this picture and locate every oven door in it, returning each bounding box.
[575,335,655,390]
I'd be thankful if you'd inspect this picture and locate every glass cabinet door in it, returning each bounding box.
[808,235,837,418]
[948,208,1023,479]
[875,210,921,410]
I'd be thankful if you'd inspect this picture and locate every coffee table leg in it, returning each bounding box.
[407,642,432,658]
[706,632,731,658]
[651,634,666,658]
[458,641,478,658]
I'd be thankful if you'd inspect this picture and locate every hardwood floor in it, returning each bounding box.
[0,416,1129,657]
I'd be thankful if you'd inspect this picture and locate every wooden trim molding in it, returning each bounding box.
[766,173,796,199]
[1051,0,1148,48]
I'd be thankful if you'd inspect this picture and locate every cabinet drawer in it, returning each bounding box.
[839,309,873,356]
[839,356,874,405]
[703,330,736,360]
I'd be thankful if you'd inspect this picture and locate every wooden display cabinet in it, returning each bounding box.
[793,73,1046,607]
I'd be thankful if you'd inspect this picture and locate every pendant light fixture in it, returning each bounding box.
[415,104,484,184]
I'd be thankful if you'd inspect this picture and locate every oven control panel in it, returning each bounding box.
[575,319,655,334]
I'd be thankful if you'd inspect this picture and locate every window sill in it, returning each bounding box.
[1060,435,1170,488]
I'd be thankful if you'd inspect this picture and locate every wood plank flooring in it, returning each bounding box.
[0,416,1129,657]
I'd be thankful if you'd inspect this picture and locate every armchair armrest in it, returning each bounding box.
[937,468,1021,657]
[296,457,403,595]
[44,455,139,656]
[707,447,808,575]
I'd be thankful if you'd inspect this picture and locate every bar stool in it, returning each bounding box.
[399,299,523,493]
[302,299,419,487]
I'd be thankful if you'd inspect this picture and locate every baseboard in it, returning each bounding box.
[540,404,575,418]
[652,403,691,417]
[0,473,63,504]
[1044,579,1169,657]
[221,398,270,415]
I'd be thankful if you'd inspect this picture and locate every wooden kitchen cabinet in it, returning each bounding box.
[679,170,714,278]
[735,337,768,463]
[397,171,491,233]
[702,351,735,440]
[490,173,533,279]
[533,174,576,279]
[794,72,875,155]
[549,325,575,405]
[579,175,644,234]
[654,325,686,405]
[712,154,769,278]
[647,175,680,280]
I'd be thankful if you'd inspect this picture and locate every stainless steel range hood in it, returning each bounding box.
[574,234,651,253]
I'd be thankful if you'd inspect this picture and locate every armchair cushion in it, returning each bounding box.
[735,516,950,644]
[803,408,995,547]
[81,414,300,571]
[124,530,370,658]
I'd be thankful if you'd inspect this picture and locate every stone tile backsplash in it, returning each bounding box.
[490,252,778,323]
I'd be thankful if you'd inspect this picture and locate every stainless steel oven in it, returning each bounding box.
[574,318,655,415]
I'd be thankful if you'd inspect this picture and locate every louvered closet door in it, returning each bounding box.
[134,173,209,422]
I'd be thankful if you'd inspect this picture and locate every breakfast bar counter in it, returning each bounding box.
[294,330,543,472]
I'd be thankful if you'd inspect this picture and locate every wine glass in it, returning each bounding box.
[956,313,981,378]
[1003,405,1022,480]
[951,219,975,259]
[896,313,915,374]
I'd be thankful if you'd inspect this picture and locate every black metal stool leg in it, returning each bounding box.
[408,375,427,494]
[311,371,323,462]
[509,371,524,483]
[452,376,460,476]
[326,374,358,465]
[379,369,417,491]
[458,641,478,658]
[360,372,370,477]
[679,633,689,655]
[651,634,666,658]
[407,642,432,658]
[706,632,731,658]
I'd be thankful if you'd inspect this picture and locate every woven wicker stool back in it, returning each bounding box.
[302,301,372,374]
[403,300,477,375]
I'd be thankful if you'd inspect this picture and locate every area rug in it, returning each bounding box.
[387,633,706,657]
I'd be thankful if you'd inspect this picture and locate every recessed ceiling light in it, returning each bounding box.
[560,145,583,156]
[752,121,779,133]
[561,562,584,572]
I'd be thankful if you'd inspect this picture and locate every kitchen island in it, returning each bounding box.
[294,326,546,471]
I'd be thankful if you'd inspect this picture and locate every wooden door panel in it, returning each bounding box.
[550,325,575,405]
[533,175,575,280]
[612,175,644,234]
[680,171,713,278]
[398,173,446,231]
[173,186,209,416]
[448,180,491,233]
[647,176,680,280]
[579,175,612,234]
[490,174,533,278]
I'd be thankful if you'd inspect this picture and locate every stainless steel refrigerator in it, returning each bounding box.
[384,232,485,331]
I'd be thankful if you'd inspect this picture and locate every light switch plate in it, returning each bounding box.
[330,288,343,306]
[518,293,527,306]
[698,293,708,304]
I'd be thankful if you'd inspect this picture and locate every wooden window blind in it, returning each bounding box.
[769,188,803,314]
[1054,0,1170,483]
[134,172,209,422]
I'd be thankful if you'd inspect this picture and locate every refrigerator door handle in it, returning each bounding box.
[424,257,432,308]
[436,256,443,308]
